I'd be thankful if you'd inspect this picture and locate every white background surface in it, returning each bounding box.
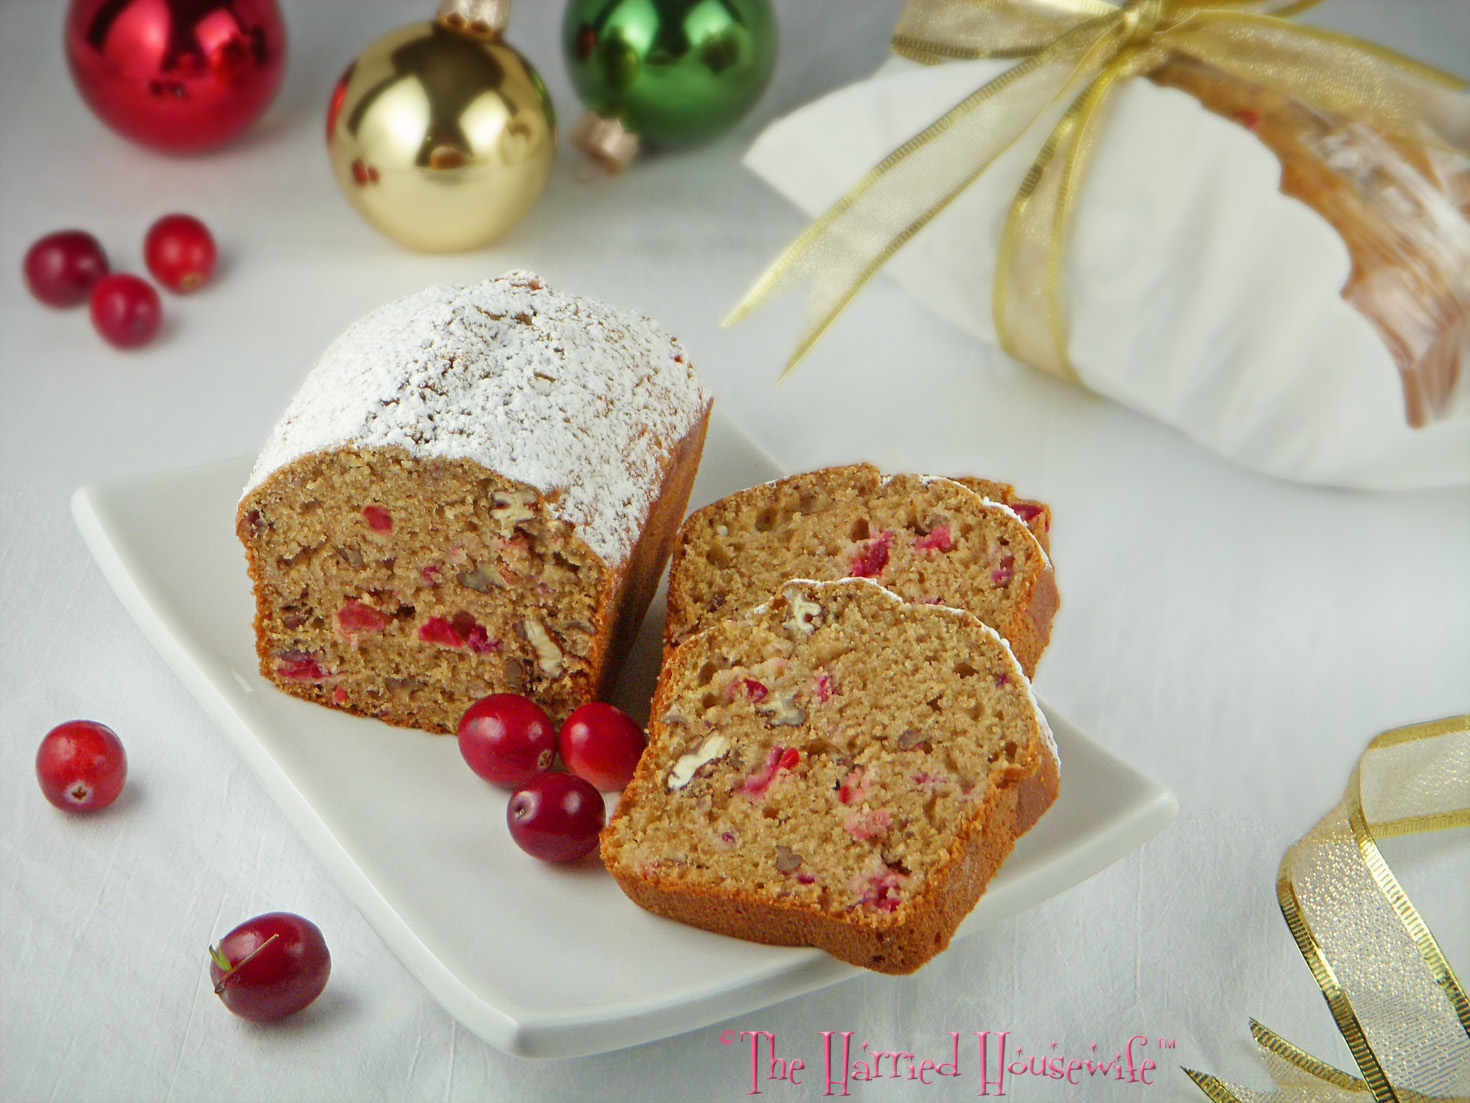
[1,1,1466,1100]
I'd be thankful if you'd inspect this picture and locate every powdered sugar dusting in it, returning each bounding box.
[242,273,711,567]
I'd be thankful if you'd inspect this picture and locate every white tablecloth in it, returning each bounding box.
[2,2,1466,1100]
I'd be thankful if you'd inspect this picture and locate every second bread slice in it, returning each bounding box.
[664,464,1057,677]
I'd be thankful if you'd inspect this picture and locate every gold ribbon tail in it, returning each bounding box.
[1190,715,1470,1102]
[993,39,1160,379]
[723,11,1126,379]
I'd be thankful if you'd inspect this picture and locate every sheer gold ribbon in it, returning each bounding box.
[1184,716,1470,1103]
[724,0,1469,381]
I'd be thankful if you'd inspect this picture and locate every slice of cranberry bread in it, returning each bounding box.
[663,465,1058,677]
[603,578,1059,975]
[236,272,712,732]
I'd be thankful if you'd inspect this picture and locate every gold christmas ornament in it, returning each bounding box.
[327,0,556,252]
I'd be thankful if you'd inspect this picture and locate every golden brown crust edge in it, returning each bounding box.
[596,404,711,699]
[995,556,1059,681]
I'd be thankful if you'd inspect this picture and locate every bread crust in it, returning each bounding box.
[605,727,1058,974]
[597,408,710,699]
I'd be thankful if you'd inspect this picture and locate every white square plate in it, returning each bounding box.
[71,408,1176,1059]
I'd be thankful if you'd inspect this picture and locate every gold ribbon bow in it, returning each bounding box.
[1187,716,1470,1102]
[725,0,1469,381]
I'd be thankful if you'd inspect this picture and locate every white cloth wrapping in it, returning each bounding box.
[743,56,1470,489]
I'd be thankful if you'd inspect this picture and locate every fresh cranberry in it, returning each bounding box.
[463,624,498,653]
[858,865,908,912]
[23,230,109,307]
[506,771,605,863]
[35,720,127,812]
[209,912,331,1022]
[144,214,217,293]
[420,613,497,652]
[458,693,556,788]
[991,554,1015,586]
[558,702,646,791]
[361,505,392,532]
[837,765,871,805]
[90,274,161,348]
[449,611,499,654]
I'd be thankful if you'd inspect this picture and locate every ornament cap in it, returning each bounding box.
[436,0,510,39]
[570,111,640,174]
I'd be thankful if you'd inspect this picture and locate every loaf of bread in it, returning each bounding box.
[1150,55,1470,427]
[663,464,1057,677]
[236,272,712,732]
[603,577,1059,974]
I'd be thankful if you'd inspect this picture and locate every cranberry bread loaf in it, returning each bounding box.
[237,272,712,732]
[603,578,1058,974]
[1149,55,1469,427]
[663,465,1057,677]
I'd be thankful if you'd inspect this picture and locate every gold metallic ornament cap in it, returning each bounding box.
[436,0,510,39]
[570,111,640,174]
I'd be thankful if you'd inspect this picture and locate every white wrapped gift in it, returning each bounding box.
[741,53,1470,489]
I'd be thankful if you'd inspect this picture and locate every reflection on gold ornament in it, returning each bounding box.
[327,0,555,252]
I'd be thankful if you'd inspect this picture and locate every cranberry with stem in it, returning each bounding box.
[558,702,646,791]
[209,912,331,1022]
[36,720,127,812]
[23,230,109,307]
[144,213,217,293]
[458,693,557,788]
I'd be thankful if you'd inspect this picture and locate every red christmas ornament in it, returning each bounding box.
[65,0,287,153]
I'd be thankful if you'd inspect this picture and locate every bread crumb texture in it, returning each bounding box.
[604,578,1059,974]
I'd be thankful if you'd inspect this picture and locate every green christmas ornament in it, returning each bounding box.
[562,0,777,170]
